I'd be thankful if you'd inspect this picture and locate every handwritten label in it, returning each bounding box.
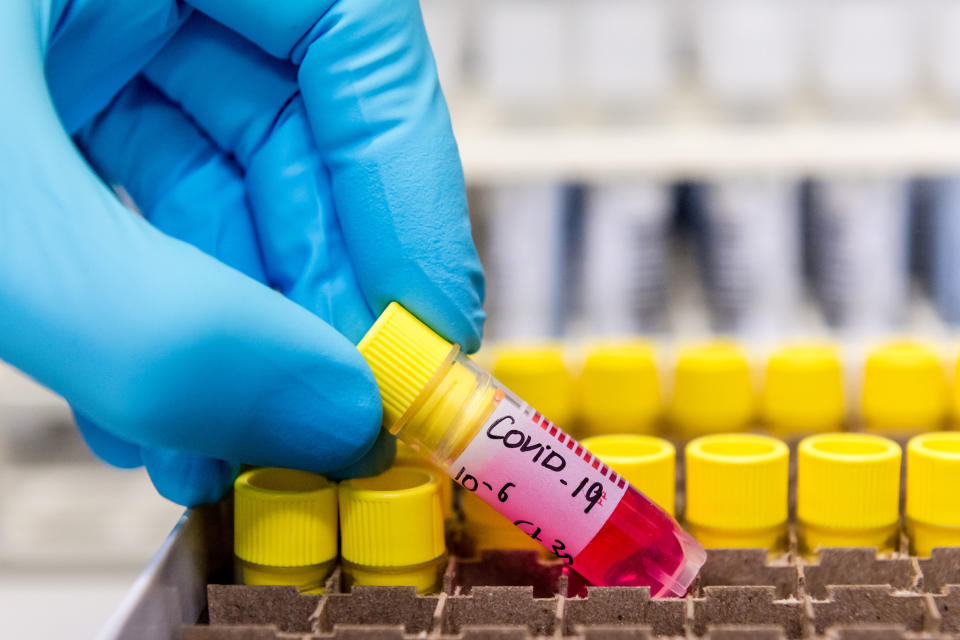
[451,397,628,564]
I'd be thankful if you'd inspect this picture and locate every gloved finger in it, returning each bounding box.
[42,0,192,134]
[76,77,267,283]
[185,0,486,351]
[142,14,374,341]
[326,429,396,480]
[141,446,240,506]
[1,2,381,474]
[73,411,143,469]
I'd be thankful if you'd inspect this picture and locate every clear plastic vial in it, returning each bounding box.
[693,177,803,336]
[482,183,570,341]
[808,178,911,330]
[580,182,672,335]
[358,303,705,596]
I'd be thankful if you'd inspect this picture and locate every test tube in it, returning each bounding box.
[570,0,675,116]
[492,345,575,434]
[395,440,455,519]
[482,183,570,341]
[808,177,912,330]
[906,432,960,556]
[580,182,672,336]
[692,0,806,117]
[670,342,755,437]
[358,303,705,596]
[580,435,675,516]
[475,0,570,119]
[797,433,902,555]
[693,177,803,336]
[339,466,447,594]
[860,342,947,434]
[761,344,846,435]
[233,468,337,592]
[685,434,790,551]
[461,491,548,557]
[812,0,917,118]
[579,342,662,437]
[926,179,960,324]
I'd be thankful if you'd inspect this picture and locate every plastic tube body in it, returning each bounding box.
[394,352,704,596]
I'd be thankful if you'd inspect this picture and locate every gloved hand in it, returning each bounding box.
[0,0,484,506]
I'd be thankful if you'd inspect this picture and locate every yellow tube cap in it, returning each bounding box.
[670,342,754,435]
[581,435,675,516]
[907,432,960,555]
[357,302,456,430]
[493,344,574,427]
[761,345,845,434]
[394,440,454,518]
[797,433,901,532]
[862,342,947,433]
[684,434,789,548]
[339,466,445,568]
[234,468,338,567]
[579,342,662,435]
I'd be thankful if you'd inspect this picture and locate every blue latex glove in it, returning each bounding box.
[0,1,485,505]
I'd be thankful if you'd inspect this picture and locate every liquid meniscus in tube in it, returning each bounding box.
[357,303,705,596]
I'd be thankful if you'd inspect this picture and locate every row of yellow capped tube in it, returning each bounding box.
[581,431,960,557]
[490,340,954,437]
[233,464,448,594]
[234,429,960,595]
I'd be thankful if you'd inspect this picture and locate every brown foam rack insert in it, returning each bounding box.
[184,442,960,640]
[183,544,960,639]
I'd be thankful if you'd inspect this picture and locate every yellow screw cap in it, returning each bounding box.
[579,342,662,436]
[357,302,457,431]
[493,344,574,427]
[797,433,901,550]
[684,434,789,549]
[907,432,960,556]
[862,342,947,433]
[234,468,338,568]
[761,344,845,434]
[339,465,445,569]
[395,440,454,518]
[581,435,675,515]
[670,342,754,436]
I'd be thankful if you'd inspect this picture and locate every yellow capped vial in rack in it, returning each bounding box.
[797,433,902,555]
[339,465,447,594]
[233,468,337,593]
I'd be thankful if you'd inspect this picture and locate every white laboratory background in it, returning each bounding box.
[6,0,960,637]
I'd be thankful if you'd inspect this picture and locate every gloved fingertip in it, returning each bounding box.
[73,411,143,469]
[141,447,239,507]
[326,429,396,480]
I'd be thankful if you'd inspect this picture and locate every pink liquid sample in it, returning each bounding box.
[572,484,705,597]
[450,394,705,597]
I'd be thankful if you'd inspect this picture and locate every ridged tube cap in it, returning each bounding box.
[339,466,445,567]
[907,432,960,528]
[581,435,675,516]
[670,342,754,435]
[762,344,845,434]
[357,303,457,430]
[234,468,337,567]
[493,344,574,427]
[862,342,947,433]
[579,342,662,435]
[798,433,901,530]
[685,434,789,531]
